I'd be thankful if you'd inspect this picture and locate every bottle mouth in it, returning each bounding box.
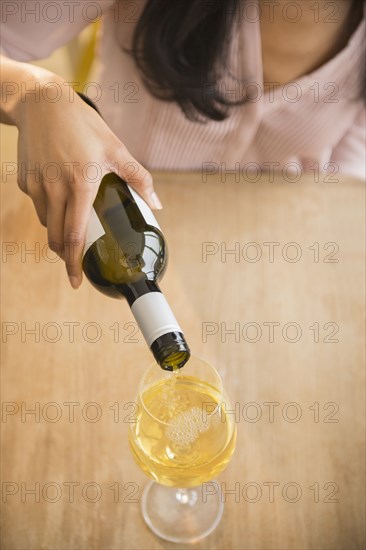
[160,350,191,371]
[151,332,191,371]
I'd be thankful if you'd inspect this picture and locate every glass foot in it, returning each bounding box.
[141,480,224,543]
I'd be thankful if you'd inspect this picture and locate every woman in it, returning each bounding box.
[1,0,365,288]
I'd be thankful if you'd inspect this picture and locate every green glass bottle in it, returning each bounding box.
[79,95,190,370]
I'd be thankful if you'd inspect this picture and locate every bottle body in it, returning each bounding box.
[82,173,190,370]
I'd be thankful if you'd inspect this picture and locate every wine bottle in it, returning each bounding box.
[79,95,190,370]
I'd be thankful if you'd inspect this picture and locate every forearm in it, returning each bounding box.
[0,55,66,126]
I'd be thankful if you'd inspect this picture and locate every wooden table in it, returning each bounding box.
[1,151,365,549]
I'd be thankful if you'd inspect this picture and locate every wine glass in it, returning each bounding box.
[128,356,237,543]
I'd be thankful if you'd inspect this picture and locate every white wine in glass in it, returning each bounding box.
[129,356,237,543]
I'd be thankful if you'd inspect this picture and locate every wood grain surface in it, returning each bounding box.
[1,140,365,549]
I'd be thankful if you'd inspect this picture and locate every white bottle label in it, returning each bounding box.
[130,292,182,346]
[83,185,161,257]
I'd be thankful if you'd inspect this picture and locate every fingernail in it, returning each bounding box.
[150,192,163,210]
[68,275,80,289]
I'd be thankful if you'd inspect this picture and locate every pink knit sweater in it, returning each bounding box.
[1,1,365,179]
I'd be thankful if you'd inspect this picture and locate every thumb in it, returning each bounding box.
[110,145,162,210]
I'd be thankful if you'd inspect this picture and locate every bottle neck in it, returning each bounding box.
[126,282,190,370]
[122,278,161,307]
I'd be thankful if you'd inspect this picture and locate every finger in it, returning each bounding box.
[16,159,32,195]
[17,172,28,195]
[46,196,66,258]
[63,190,94,289]
[109,144,162,210]
[26,179,48,226]
[33,198,47,227]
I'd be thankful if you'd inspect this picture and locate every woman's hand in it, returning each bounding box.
[4,61,161,289]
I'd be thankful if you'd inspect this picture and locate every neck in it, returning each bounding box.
[259,0,363,86]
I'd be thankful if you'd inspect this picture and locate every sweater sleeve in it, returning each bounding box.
[330,106,366,181]
[0,0,116,61]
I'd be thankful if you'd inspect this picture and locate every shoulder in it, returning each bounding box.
[0,1,117,61]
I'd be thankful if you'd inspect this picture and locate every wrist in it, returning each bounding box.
[13,66,68,127]
[1,58,67,127]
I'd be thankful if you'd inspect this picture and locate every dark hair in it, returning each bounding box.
[129,0,242,122]
[129,0,365,122]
